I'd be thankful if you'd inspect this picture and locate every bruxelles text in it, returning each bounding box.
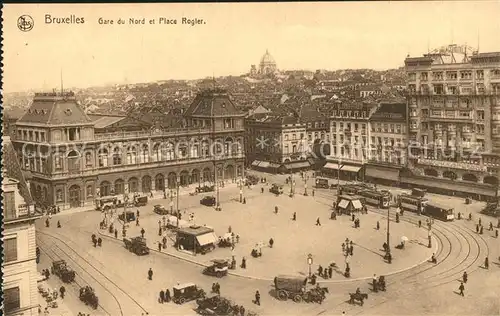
[20,139,483,162]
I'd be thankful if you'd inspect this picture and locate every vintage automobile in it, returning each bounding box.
[51,260,76,283]
[203,259,229,278]
[196,294,234,316]
[269,184,284,195]
[79,286,99,309]
[273,275,309,303]
[123,236,150,255]
[154,205,169,215]
[200,196,217,207]
[118,210,136,222]
[94,196,117,212]
[217,233,233,248]
[172,283,206,304]
[133,195,148,207]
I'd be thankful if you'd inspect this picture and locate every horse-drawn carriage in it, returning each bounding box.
[51,260,76,283]
[273,275,327,304]
[373,275,386,292]
[79,286,99,309]
[349,290,368,306]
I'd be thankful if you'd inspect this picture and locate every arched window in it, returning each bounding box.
[100,181,111,197]
[126,146,137,165]
[98,148,108,167]
[113,147,122,165]
[165,143,175,160]
[85,152,93,167]
[86,185,94,198]
[115,179,125,195]
[67,150,80,173]
[178,142,188,159]
[153,144,162,162]
[56,189,63,202]
[140,144,149,163]
[225,137,233,156]
[128,177,138,193]
[201,140,210,157]
[191,141,199,158]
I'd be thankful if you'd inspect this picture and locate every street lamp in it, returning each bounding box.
[307,254,313,278]
[176,177,180,225]
[304,175,309,196]
[384,206,392,262]
[289,169,294,198]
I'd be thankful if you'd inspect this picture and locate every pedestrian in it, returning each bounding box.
[243,197,246,204]
[254,290,261,305]
[45,218,50,227]
[165,289,171,302]
[479,218,482,226]
[328,266,333,279]
[228,226,232,233]
[236,235,240,243]
[462,271,468,283]
[342,243,345,253]
[292,212,296,221]
[274,206,278,214]
[114,229,118,238]
[137,209,140,218]
[141,228,146,238]
[241,257,247,269]
[136,217,140,226]
[261,187,264,193]
[159,290,165,303]
[484,257,489,269]
[158,227,162,236]
[57,220,61,228]
[318,265,323,276]
[316,217,321,226]
[148,268,153,280]
[480,226,484,234]
[418,220,422,228]
[496,229,499,238]
[372,274,378,291]
[351,213,355,221]
[269,238,274,248]
[60,285,66,299]
[312,189,315,197]
[476,224,479,233]
[239,305,245,316]
[97,237,102,247]
[158,242,162,252]
[489,222,494,231]
[497,218,500,228]
[349,245,354,256]
[376,221,380,230]
[458,282,465,296]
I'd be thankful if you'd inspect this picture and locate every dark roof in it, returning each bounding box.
[17,93,92,125]
[370,102,407,121]
[184,88,244,117]
[2,136,33,205]
[177,225,214,236]
[4,107,28,120]
[473,52,500,58]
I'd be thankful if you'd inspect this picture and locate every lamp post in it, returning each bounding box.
[176,177,180,227]
[307,254,313,278]
[239,178,243,203]
[385,206,391,262]
[289,169,294,198]
[428,215,433,248]
[304,175,309,196]
[215,165,221,211]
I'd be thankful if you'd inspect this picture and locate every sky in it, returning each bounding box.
[3,2,500,92]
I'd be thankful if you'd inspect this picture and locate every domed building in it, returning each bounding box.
[258,49,278,75]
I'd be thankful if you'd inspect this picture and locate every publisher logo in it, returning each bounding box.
[18,15,34,32]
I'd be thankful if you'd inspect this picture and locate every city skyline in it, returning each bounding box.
[3,1,500,92]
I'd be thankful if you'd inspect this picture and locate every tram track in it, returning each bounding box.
[37,230,149,316]
[36,236,114,316]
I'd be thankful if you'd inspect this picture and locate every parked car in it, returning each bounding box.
[269,184,284,195]
[118,211,136,222]
[200,196,217,207]
[203,259,229,278]
[172,283,205,304]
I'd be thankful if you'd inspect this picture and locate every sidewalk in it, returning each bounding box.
[37,280,74,316]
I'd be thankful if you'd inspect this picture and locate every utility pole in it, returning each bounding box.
[385,206,391,262]
[304,174,309,196]
[176,177,180,228]
[289,168,294,197]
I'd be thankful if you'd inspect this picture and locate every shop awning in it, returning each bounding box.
[338,199,349,209]
[341,165,361,173]
[285,162,310,169]
[251,161,261,167]
[400,176,496,196]
[259,161,270,168]
[196,233,218,246]
[324,163,342,170]
[352,200,363,209]
[365,166,400,182]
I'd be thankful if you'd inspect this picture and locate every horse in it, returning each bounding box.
[349,292,368,306]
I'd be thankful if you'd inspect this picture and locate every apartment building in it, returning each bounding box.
[404,44,500,198]
[2,136,41,316]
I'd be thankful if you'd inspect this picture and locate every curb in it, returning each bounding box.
[97,229,439,283]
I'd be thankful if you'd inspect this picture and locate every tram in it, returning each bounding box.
[424,202,455,221]
[358,190,391,209]
[398,194,428,215]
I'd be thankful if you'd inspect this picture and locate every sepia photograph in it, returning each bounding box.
[1,2,500,316]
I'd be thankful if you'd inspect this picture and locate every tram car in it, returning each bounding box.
[358,190,391,209]
[398,194,428,215]
[424,201,455,221]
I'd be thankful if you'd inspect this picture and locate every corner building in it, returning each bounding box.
[404,45,500,199]
[11,89,246,209]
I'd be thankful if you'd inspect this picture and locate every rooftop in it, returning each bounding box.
[177,225,214,236]
[184,88,244,117]
[2,136,34,206]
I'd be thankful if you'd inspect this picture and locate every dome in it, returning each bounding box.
[260,50,276,65]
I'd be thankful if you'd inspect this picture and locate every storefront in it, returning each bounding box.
[278,161,311,174]
[340,165,362,182]
[365,164,401,186]
[176,226,218,255]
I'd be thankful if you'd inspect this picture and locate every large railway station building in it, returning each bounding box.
[11,89,246,209]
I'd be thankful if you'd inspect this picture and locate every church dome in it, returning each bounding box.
[260,50,276,65]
